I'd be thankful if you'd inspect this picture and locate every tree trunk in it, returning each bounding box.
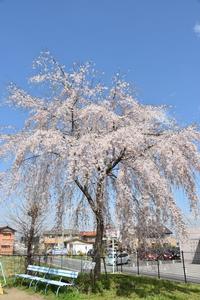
[74,177,105,280]
[26,218,36,267]
[93,211,104,280]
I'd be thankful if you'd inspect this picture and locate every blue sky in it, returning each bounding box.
[0,0,200,224]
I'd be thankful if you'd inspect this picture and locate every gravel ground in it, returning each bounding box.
[0,288,45,300]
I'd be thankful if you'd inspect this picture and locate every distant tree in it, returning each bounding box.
[1,52,200,278]
[10,161,49,265]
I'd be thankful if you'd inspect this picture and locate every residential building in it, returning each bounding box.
[64,238,93,254]
[180,227,200,263]
[43,226,176,255]
[43,229,80,250]
[80,231,96,243]
[0,226,16,255]
[43,229,96,254]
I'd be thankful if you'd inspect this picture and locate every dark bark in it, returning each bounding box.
[93,177,104,280]
[26,205,38,267]
[26,217,36,266]
[93,211,104,280]
[75,151,127,279]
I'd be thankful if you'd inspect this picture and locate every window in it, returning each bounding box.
[3,233,11,237]
[1,245,10,249]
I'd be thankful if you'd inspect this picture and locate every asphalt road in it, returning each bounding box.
[47,256,200,284]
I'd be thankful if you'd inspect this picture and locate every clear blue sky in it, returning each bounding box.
[0,0,200,224]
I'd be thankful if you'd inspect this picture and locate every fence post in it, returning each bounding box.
[81,256,83,272]
[62,254,64,268]
[181,251,187,283]
[157,259,160,279]
[121,250,123,273]
[136,250,140,275]
[50,255,52,267]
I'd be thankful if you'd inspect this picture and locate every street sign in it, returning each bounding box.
[82,261,96,271]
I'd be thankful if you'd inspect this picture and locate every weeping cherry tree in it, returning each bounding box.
[1,52,200,278]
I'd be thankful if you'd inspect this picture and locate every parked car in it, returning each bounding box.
[145,252,159,261]
[47,247,68,255]
[87,249,94,257]
[138,247,181,261]
[159,252,174,260]
[171,251,181,260]
[106,252,130,265]
[117,252,131,264]
[159,250,181,261]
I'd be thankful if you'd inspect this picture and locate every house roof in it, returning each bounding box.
[0,226,16,232]
[43,229,79,236]
[43,229,97,237]
[65,238,94,245]
[80,231,96,237]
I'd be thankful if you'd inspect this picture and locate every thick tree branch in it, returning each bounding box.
[74,178,97,214]
[106,147,126,175]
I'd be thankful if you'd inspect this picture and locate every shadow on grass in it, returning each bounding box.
[12,273,200,300]
[112,274,200,299]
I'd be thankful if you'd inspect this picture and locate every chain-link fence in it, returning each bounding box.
[1,250,200,284]
[118,250,200,283]
[0,254,93,277]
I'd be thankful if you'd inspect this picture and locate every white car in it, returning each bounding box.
[47,247,68,255]
[106,252,130,265]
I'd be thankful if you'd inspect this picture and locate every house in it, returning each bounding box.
[43,229,96,254]
[0,226,16,255]
[65,238,93,255]
[43,229,80,250]
[179,227,200,264]
[80,231,96,243]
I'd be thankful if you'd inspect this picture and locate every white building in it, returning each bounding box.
[180,227,200,263]
[65,239,93,255]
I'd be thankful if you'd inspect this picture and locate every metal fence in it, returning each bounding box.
[121,250,200,283]
[1,251,200,284]
[0,254,93,277]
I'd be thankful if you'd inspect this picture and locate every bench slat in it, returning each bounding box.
[16,274,42,281]
[36,278,73,286]
[27,265,49,273]
[48,268,78,278]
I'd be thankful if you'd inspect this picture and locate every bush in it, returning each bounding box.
[76,273,111,294]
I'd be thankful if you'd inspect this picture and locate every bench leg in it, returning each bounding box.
[34,280,40,291]
[29,279,35,288]
[56,286,62,297]
[45,283,50,294]
[21,277,26,286]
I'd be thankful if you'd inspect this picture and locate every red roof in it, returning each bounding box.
[80,231,96,237]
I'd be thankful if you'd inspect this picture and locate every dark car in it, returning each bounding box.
[170,251,181,260]
[160,252,173,260]
[145,252,159,261]
[87,249,94,257]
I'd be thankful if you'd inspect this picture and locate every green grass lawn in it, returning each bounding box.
[14,273,200,300]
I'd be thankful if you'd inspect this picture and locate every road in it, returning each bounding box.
[45,256,200,283]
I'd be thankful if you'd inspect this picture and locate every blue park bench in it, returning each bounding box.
[15,265,79,296]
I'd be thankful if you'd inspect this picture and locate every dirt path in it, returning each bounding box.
[0,288,45,300]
